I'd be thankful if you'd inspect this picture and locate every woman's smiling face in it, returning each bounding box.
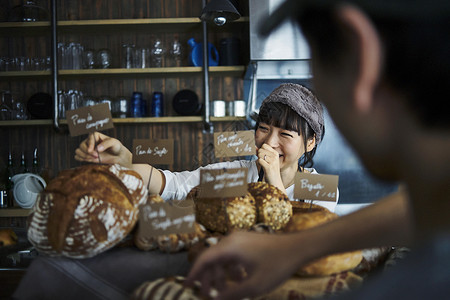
[255,122,306,171]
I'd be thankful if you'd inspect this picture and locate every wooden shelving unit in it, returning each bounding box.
[0,66,245,79]
[0,116,246,126]
[0,208,31,218]
[0,0,250,181]
[0,16,248,123]
[0,17,248,33]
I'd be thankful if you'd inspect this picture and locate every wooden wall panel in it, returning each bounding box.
[1,0,249,181]
[0,119,249,180]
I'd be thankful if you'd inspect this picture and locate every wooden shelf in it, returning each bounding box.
[0,116,246,126]
[0,208,31,217]
[0,120,53,126]
[0,70,50,79]
[0,21,50,28]
[59,17,200,32]
[58,18,200,26]
[0,17,248,34]
[58,66,246,77]
[0,21,50,36]
[110,116,246,123]
[0,66,246,79]
[57,17,248,33]
[63,116,204,124]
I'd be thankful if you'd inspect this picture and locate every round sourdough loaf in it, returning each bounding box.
[284,205,363,276]
[27,164,147,258]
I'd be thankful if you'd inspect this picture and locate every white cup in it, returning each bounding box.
[12,173,46,209]
[212,100,226,117]
[233,100,246,117]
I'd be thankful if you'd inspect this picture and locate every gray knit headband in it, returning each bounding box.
[261,83,324,144]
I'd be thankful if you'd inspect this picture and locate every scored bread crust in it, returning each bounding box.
[284,209,363,276]
[131,276,206,300]
[27,164,147,258]
[290,201,330,214]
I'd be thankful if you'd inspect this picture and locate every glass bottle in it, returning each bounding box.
[31,148,40,175]
[169,39,183,67]
[151,39,165,68]
[20,152,29,173]
[4,152,15,207]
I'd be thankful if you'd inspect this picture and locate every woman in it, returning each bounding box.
[75,83,336,211]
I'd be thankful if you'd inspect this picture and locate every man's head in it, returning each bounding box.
[262,0,450,180]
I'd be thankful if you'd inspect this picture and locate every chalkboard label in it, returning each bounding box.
[198,168,248,198]
[66,103,114,137]
[214,131,256,158]
[132,139,174,164]
[137,201,196,238]
[294,172,339,202]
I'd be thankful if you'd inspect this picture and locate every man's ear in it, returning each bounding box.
[337,4,382,113]
[306,136,316,152]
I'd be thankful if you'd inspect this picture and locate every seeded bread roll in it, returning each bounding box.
[284,209,363,276]
[134,194,209,253]
[248,182,292,231]
[131,276,213,300]
[27,164,147,258]
[190,182,292,234]
[189,186,257,234]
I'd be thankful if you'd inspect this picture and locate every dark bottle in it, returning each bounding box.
[151,92,163,117]
[130,92,144,118]
[31,148,40,175]
[4,152,15,207]
[20,152,29,173]
[0,185,7,208]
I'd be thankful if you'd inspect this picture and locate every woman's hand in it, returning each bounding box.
[257,143,284,191]
[74,132,132,168]
[185,231,303,300]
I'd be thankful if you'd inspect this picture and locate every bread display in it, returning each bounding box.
[254,271,363,300]
[190,182,292,233]
[284,206,338,231]
[284,206,363,276]
[27,164,147,258]
[134,194,209,253]
[248,182,292,231]
[131,276,213,300]
[189,186,257,234]
[0,228,18,247]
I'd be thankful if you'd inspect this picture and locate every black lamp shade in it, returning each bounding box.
[200,0,241,25]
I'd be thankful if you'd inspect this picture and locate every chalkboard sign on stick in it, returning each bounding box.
[66,103,114,137]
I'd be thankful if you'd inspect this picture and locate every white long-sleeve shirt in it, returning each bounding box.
[160,160,338,212]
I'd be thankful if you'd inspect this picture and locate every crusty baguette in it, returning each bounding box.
[284,210,363,276]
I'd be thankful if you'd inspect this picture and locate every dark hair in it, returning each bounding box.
[256,102,321,169]
[296,5,450,129]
